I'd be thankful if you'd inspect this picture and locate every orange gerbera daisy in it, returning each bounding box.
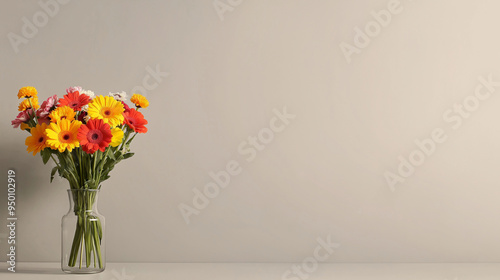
[123,108,148,133]
[18,86,38,99]
[130,94,149,108]
[49,106,76,123]
[20,123,30,131]
[77,119,112,154]
[45,119,82,152]
[59,91,90,111]
[25,123,48,155]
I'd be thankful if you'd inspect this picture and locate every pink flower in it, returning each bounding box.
[121,101,131,113]
[38,116,50,125]
[11,109,33,128]
[37,94,58,118]
[66,86,82,94]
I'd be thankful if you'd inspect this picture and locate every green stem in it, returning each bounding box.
[66,150,79,182]
[126,132,138,145]
[94,151,100,184]
[77,150,83,188]
[97,148,110,182]
[79,231,84,269]
[27,98,38,125]
[118,128,131,151]
[68,222,81,267]
[50,154,61,169]
[92,220,103,268]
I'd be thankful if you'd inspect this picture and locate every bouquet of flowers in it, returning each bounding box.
[11,86,149,271]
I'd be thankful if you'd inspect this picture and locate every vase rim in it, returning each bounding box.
[67,189,100,192]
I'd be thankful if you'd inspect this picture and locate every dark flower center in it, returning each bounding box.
[71,102,79,107]
[38,137,44,143]
[104,110,111,116]
[87,129,103,144]
[63,134,70,140]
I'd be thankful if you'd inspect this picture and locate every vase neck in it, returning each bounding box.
[67,189,100,214]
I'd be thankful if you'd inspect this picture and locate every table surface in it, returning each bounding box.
[0,263,499,279]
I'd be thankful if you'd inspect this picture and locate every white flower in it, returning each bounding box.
[109,91,127,102]
[80,89,95,100]
[82,104,89,112]
[83,114,91,122]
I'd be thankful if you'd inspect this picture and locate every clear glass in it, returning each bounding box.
[61,189,105,273]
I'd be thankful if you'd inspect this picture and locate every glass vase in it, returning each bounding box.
[61,189,105,273]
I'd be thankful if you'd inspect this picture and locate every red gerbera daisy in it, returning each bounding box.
[59,91,90,111]
[78,111,88,123]
[124,108,148,133]
[121,101,131,113]
[77,119,112,154]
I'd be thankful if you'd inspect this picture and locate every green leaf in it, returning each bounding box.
[103,159,116,171]
[123,153,134,159]
[41,149,51,164]
[50,167,58,183]
[108,150,116,160]
[100,174,111,183]
[84,178,97,189]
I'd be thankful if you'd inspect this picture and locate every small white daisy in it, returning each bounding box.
[80,89,95,100]
[109,91,127,102]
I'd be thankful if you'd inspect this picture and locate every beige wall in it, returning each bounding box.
[1,0,500,262]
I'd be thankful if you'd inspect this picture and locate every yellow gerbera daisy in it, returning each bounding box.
[130,94,149,108]
[18,97,40,111]
[110,127,124,147]
[49,106,76,123]
[18,86,38,99]
[45,119,82,153]
[87,96,124,127]
[25,123,48,156]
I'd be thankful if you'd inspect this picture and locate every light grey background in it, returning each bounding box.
[1,0,500,263]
